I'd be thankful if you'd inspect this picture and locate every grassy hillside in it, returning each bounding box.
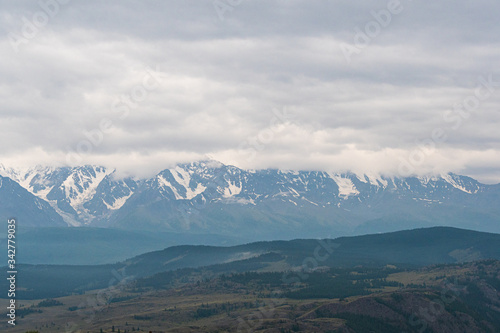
[3,260,499,332]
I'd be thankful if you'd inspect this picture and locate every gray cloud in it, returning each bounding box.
[0,0,499,183]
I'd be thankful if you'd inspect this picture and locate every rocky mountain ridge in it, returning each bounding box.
[1,161,499,237]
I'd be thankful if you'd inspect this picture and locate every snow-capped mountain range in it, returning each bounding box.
[1,161,499,238]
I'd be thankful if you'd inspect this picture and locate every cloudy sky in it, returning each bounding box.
[0,0,499,182]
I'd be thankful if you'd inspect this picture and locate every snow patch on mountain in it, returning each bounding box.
[302,197,319,206]
[441,174,473,194]
[288,187,300,197]
[0,164,25,183]
[223,197,255,205]
[103,192,133,210]
[171,166,206,199]
[157,175,183,199]
[223,180,242,198]
[47,201,82,226]
[0,165,35,191]
[354,172,389,187]
[61,167,113,213]
[418,175,434,184]
[366,174,389,187]
[328,173,359,198]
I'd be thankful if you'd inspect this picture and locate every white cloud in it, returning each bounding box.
[0,0,499,183]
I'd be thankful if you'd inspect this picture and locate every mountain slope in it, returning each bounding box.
[1,161,499,238]
[109,162,500,238]
[0,164,138,226]
[4,227,500,299]
[121,226,500,276]
[0,227,248,265]
[0,175,65,227]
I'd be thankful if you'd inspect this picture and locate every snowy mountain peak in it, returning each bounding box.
[58,166,113,212]
[0,161,497,233]
[440,173,479,194]
[0,164,137,226]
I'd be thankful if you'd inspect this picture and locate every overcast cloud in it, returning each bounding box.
[0,0,499,182]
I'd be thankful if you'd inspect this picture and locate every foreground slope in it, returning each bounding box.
[3,256,500,332]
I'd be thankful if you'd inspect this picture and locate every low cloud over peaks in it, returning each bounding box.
[1,0,499,183]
